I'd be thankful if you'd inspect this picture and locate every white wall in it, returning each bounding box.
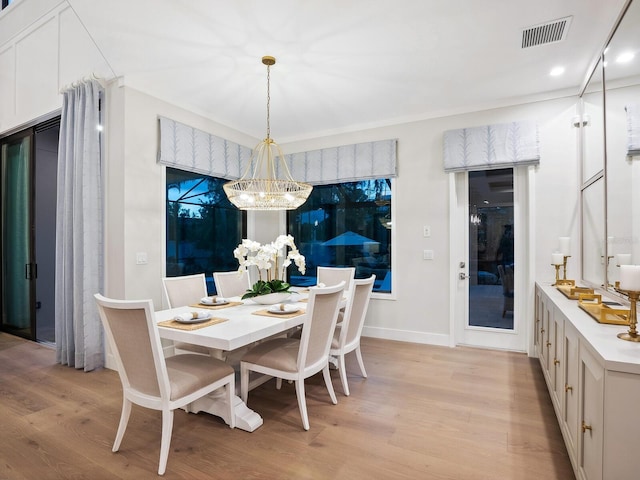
[1,0,582,348]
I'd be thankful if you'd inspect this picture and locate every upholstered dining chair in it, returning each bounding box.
[329,275,375,396]
[240,282,345,431]
[213,270,250,298]
[94,294,235,476]
[162,273,212,355]
[316,266,356,292]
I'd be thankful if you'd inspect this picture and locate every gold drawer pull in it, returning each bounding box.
[582,421,592,433]
[565,384,573,393]
[546,341,552,347]
[541,328,545,334]
[554,358,560,366]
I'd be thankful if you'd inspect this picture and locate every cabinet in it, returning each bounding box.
[535,283,640,480]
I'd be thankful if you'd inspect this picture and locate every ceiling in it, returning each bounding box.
[65,0,628,142]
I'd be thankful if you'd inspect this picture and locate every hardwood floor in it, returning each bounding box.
[0,333,575,479]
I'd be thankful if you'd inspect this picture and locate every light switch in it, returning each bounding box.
[423,225,431,237]
[136,252,148,265]
[423,250,434,260]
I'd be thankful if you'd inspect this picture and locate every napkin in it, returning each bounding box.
[200,296,227,305]
[174,311,207,322]
[268,303,298,313]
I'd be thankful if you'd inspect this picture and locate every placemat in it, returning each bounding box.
[189,301,243,310]
[252,308,306,319]
[158,316,228,330]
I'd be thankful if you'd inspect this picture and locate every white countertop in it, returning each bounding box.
[537,282,640,375]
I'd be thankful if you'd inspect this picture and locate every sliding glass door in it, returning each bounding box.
[1,131,35,339]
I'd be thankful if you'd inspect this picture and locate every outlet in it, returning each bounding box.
[136,252,148,265]
[423,249,434,260]
[423,225,431,237]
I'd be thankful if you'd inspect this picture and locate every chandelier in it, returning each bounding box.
[224,56,312,210]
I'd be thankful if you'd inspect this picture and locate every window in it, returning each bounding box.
[2,0,14,11]
[166,168,245,293]
[287,179,392,293]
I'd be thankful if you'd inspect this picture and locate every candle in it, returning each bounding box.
[559,237,571,256]
[616,254,632,266]
[551,253,564,265]
[619,265,640,291]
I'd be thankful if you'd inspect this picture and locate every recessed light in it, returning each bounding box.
[616,51,635,63]
[550,66,565,76]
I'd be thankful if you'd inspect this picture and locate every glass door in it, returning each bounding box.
[1,130,35,339]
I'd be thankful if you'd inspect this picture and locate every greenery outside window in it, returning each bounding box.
[287,179,392,293]
[166,168,246,294]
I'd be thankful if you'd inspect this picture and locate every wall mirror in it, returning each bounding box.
[580,0,639,291]
[604,0,640,290]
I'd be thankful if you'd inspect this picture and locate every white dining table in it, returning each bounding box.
[155,291,310,432]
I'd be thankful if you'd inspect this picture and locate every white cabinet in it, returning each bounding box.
[535,283,640,480]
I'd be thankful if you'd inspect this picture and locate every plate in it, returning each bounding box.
[268,305,299,315]
[200,300,229,306]
[174,312,212,324]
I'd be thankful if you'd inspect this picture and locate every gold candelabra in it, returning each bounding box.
[562,255,570,280]
[614,285,640,342]
[552,264,561,286]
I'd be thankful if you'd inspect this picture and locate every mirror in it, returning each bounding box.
[583,178,606,286]
[604,0,640,290]
[582,58,605,183]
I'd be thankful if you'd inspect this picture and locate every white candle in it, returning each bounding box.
[619,265,640,291]
[551,253,564,265]
[616,254,632,266]
[559,237,571,256]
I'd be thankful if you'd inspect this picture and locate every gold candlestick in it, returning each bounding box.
[563,255,571,280]
[552,264,561,286]
[614,287,640,342]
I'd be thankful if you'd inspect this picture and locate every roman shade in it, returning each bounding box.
[158,116,252,180]
[158,116,398,184]
[443,120,540,173]
[626,103,640,156]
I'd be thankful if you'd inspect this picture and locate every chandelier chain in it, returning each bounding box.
[266,63,271,140]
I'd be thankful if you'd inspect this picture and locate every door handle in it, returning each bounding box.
[459,272,470,280]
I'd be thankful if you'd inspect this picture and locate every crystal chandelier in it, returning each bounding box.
[224,56,312,210]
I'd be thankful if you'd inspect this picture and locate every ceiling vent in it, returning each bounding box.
[521,16,572,48]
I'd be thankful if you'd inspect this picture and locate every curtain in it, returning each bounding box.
[443,120,540,173]
[626,103,640,156]
[55,80,104,371]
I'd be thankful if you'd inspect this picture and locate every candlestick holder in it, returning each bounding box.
[614,287,640,342]
[562,255,571,280]
[552,264,561,286]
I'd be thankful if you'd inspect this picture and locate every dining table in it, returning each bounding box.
[155,289,313,432]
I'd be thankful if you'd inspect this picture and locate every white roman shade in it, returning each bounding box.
[283,139,397,185]
[158,116,252,179]
[443,121,540,173]
[625,104,640,156]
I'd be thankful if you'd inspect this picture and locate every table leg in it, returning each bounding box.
[186,391,264,432]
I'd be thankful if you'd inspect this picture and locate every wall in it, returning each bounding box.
[0,0,581,349]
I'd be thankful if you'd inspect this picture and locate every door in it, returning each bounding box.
[1,130,35,339]
[450,167,531,351]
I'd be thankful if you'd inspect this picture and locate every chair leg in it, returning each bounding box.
[240,362,249,403]
[338,353,350,396]
[354,345,368,378]
[294,380,310,431]
[322,365,338,405]
[112,396,132,452]
[158,409,174,475]
[276,377,283,390]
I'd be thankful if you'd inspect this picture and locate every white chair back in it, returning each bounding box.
[317,266,355,292]
[339,275,376,349]
[213,270,250,298]
[162,273,207,308]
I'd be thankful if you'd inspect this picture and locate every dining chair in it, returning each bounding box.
[240,282,345,430]
[213,270,250,298]
[329,275,375,396]
[162,273,213,355]
[94,294,235,476]
[316,266,355,292]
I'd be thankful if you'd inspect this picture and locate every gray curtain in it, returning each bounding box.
[55,80,104,371]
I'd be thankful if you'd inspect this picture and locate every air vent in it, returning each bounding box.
[521,16,572,48]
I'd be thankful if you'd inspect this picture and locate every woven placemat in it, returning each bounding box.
[252,308,306,319]
[158,316,228,331]
[189,301,243,310]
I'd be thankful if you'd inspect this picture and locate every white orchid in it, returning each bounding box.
[234,235,306,281]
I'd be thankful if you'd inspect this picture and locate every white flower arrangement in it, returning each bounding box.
[233,235,306,298]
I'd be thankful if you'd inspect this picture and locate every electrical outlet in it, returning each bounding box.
[423,250,434,260]
[136,252,148,265]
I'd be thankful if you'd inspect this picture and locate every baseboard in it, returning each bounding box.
[362,326,451,347]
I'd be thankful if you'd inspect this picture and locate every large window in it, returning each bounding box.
[166,168,245,293]
[287,179,392,293]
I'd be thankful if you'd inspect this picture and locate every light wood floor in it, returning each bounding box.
[0,332,575,479]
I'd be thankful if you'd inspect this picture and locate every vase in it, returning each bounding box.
[251,292,292,305]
